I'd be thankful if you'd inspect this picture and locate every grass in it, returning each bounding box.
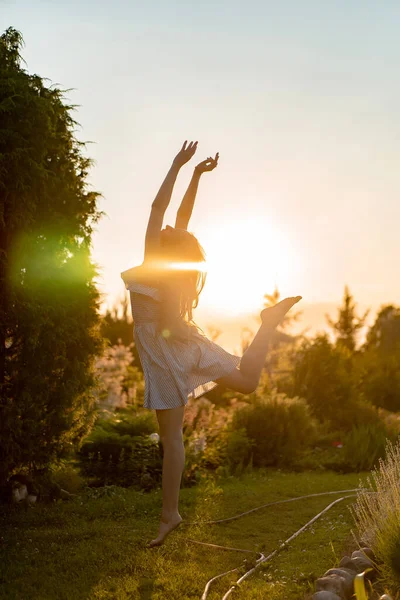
[352,440,400,597]
[0,469,369,600]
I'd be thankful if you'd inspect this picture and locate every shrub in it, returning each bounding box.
[341,423,390,472]
[50,463,86,494]
[352,439,400,592]
[77,408,161,489]
[231,390,316,467]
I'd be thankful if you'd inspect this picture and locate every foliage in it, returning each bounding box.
[183,397,249,485]
[364,305,400,354]
[341,423,390,472]
[77,407,161,488]
[289,334,376,431]
[352,439,400,593]
[94,342,143,409]
[326,285,369,352]
[100,294,143,371]
[100,295,133,346]
[0,28,103,484]
[50,462,86,494]
[230,390,316,467]
[357,348,400,412]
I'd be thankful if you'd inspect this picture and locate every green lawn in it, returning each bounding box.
[0,470,368,600]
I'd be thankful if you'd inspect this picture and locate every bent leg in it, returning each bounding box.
[149,406,185,547]
[216,296,301,394]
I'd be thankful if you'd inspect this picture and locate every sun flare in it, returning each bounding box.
[197,218,293,316]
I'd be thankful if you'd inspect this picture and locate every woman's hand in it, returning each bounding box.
[195,153,219,174]
[173,140,198,168]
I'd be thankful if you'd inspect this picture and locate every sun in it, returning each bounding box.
[197,218,293,316]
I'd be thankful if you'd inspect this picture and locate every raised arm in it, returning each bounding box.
[144,140,198,260]
[175,153,219,230]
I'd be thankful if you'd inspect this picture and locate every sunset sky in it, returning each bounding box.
[5,1,400,344]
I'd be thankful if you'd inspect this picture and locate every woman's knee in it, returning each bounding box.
[156,407,184,443]
[160,430,183,447]
[216,369,257,394]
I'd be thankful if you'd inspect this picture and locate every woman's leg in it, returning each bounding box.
[149,406,185,547]
[216,296,302,394]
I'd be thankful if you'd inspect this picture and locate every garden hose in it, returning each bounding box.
[179,490,361,600]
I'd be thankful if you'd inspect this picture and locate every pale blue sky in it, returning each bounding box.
[3,0,400,320]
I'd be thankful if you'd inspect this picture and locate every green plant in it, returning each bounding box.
[0,28,103,485]
[352,439,400,592]
[77,408,162,489]
[50,463,86,494]
[341,423,390,472]
[231,390,316,467]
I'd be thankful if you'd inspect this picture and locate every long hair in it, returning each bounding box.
[158,229,207,324]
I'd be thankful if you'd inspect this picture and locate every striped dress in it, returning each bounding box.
[121,266,241,410]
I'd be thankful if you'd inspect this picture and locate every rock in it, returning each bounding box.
[312,591,342,600]
[351,550,376,576]
[323,568,356,598]
[351,559,376,579]
[352,550,374,565]
[339,556,359,572]
[360,547,376,562]
[316,574,347,597]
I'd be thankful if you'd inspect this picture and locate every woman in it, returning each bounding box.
[121,141,301,546]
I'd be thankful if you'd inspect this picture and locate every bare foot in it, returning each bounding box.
[148,514,183,547]
[261,296,302,328]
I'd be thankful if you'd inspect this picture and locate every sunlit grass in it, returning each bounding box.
[0,470,368,600]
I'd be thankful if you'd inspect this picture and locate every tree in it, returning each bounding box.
[290,334,358,429]
[364,305,400,354]
[0,28,103,484]
[357,305,400,411]
[326,286,369,353]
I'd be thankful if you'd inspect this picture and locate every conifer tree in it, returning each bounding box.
[0,28,103,484]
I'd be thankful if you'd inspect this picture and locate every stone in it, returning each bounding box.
[360,547,376,562]
[339,556,359,572]
[351,550,374,566]
[323,568,356,598]
[312,592,342,600]
[351,550,376,577]
[351,558,376,579]
[316,574,347,597]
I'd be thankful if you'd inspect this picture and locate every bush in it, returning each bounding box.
[352,439,400,592]
[50,463,86,494]
[230,391,317,468]
[77,408,161,489]
[341,423,390,472]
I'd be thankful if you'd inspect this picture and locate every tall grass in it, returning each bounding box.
[352,439,400,592]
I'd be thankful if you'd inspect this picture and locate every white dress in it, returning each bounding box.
[121,266,241,410]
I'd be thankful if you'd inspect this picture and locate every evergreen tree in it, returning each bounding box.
[326,285,369,352]
[358,305,400,411]
[364,305,400,354]
[0,28,103,484]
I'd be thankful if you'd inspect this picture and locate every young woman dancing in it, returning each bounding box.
[121,141,301,547]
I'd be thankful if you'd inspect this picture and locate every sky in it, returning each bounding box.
[3,0,400,342]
